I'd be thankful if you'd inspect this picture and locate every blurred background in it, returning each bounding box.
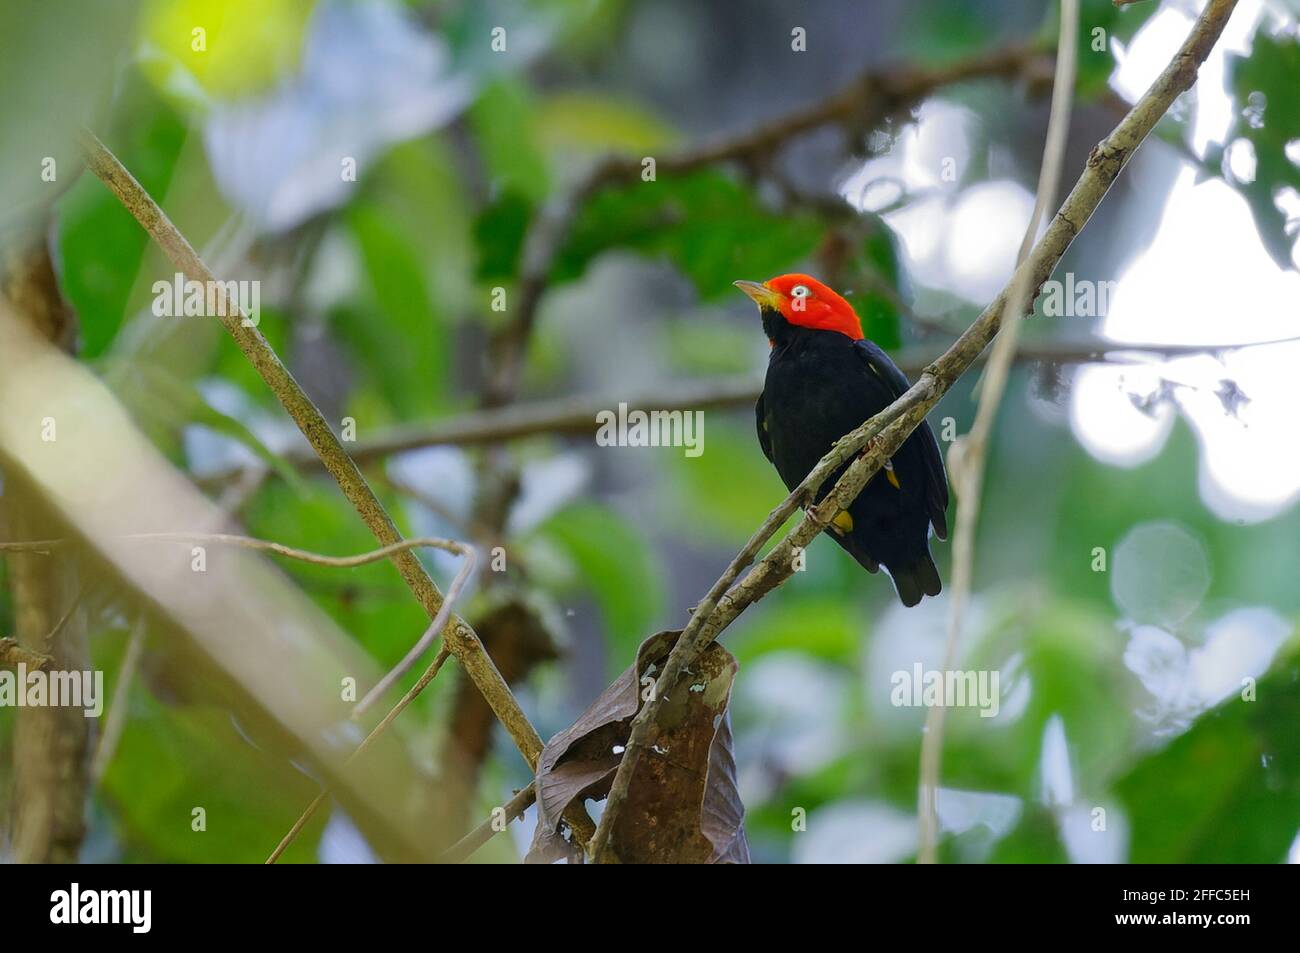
[1,0,1298,863]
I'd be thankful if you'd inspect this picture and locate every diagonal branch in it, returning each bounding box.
[587,0,1240,862]
[90,616,146,783]
[438,784,537,864]
[266,645,456,864]
[76,131,541,759]
[76,133,597,846]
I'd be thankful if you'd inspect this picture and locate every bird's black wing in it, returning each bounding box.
[852,339,950,539]
[755,390,774,464]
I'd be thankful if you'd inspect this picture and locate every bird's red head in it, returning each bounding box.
[733,273,863,341]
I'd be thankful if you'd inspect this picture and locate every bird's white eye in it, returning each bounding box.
[791,284,811,299]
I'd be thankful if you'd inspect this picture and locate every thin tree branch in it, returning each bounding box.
[123,531,469,571]
[482,42,1054,406]
[0,637,52,669]
[0,540,61,553]
[195,333,1300,487]
[266,645,455,864]
[132,532,479,717]
[1,531,480,722]
[3,236,92,863]
[919,0,1080,865]
[353,543,476,718]
[76,131,557,801]
[588,0,1240,862]
[438,783,537,864]
[90,616,146,784]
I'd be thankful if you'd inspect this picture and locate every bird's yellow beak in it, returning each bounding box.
[733,279,783,311]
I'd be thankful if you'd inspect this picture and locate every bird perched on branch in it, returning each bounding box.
[735,273,948,606]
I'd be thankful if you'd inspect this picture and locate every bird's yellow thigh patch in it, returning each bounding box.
[831,510,854,535]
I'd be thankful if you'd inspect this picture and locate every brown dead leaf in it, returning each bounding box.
[527,630,749,863]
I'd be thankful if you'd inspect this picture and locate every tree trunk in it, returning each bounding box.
[3,238,91,863]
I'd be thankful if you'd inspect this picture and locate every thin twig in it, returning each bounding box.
[0,540,61,553]
[134,532,479,715]
[0,637,52,669]
[2,530,479,722]
[438,783,537,864]
[77,130,554,794]
[91,616,147,783]
[2,532,466,566]
[2,530,480,717]
[353,543,477,717]
[124,531,470,570]
[587,0,1240,861]
[196,333,1300,486]
[265,645,454,864]
[39,578,87,649]
[919,0,1080,865]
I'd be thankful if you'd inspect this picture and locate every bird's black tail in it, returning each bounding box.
[890,554,942,607]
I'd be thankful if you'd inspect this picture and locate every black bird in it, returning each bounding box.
[735,273,949,606]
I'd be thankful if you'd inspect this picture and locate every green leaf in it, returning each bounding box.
[103,694,322,862]
[895,0,993,65]
[532,502,665,664]
[1115,644,1300,863]
[1226,33,1300,270]
[536,91,678,156]
[339,205,448,418]
[730,598,862,665]
[57,75,188,358]
[667,419,789,540]
[243,480,431,672]
[474,190,533,283]
[368,139,476,318]
[109,359,306,491]
[856,220,904,349]
[1048,421,1300,615]
[661,314,755,376]
[554,170,822,299]
[470,77,550,203]
[937,598,1131,800]
[986,805,1070,863]
[1065,0,1161,100]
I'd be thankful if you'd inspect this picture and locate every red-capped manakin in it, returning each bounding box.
[735,273,949,606]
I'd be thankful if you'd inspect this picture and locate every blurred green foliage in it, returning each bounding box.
[555,171,823,297]
[1226,33,1300,270]
[0,0,1296,865]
